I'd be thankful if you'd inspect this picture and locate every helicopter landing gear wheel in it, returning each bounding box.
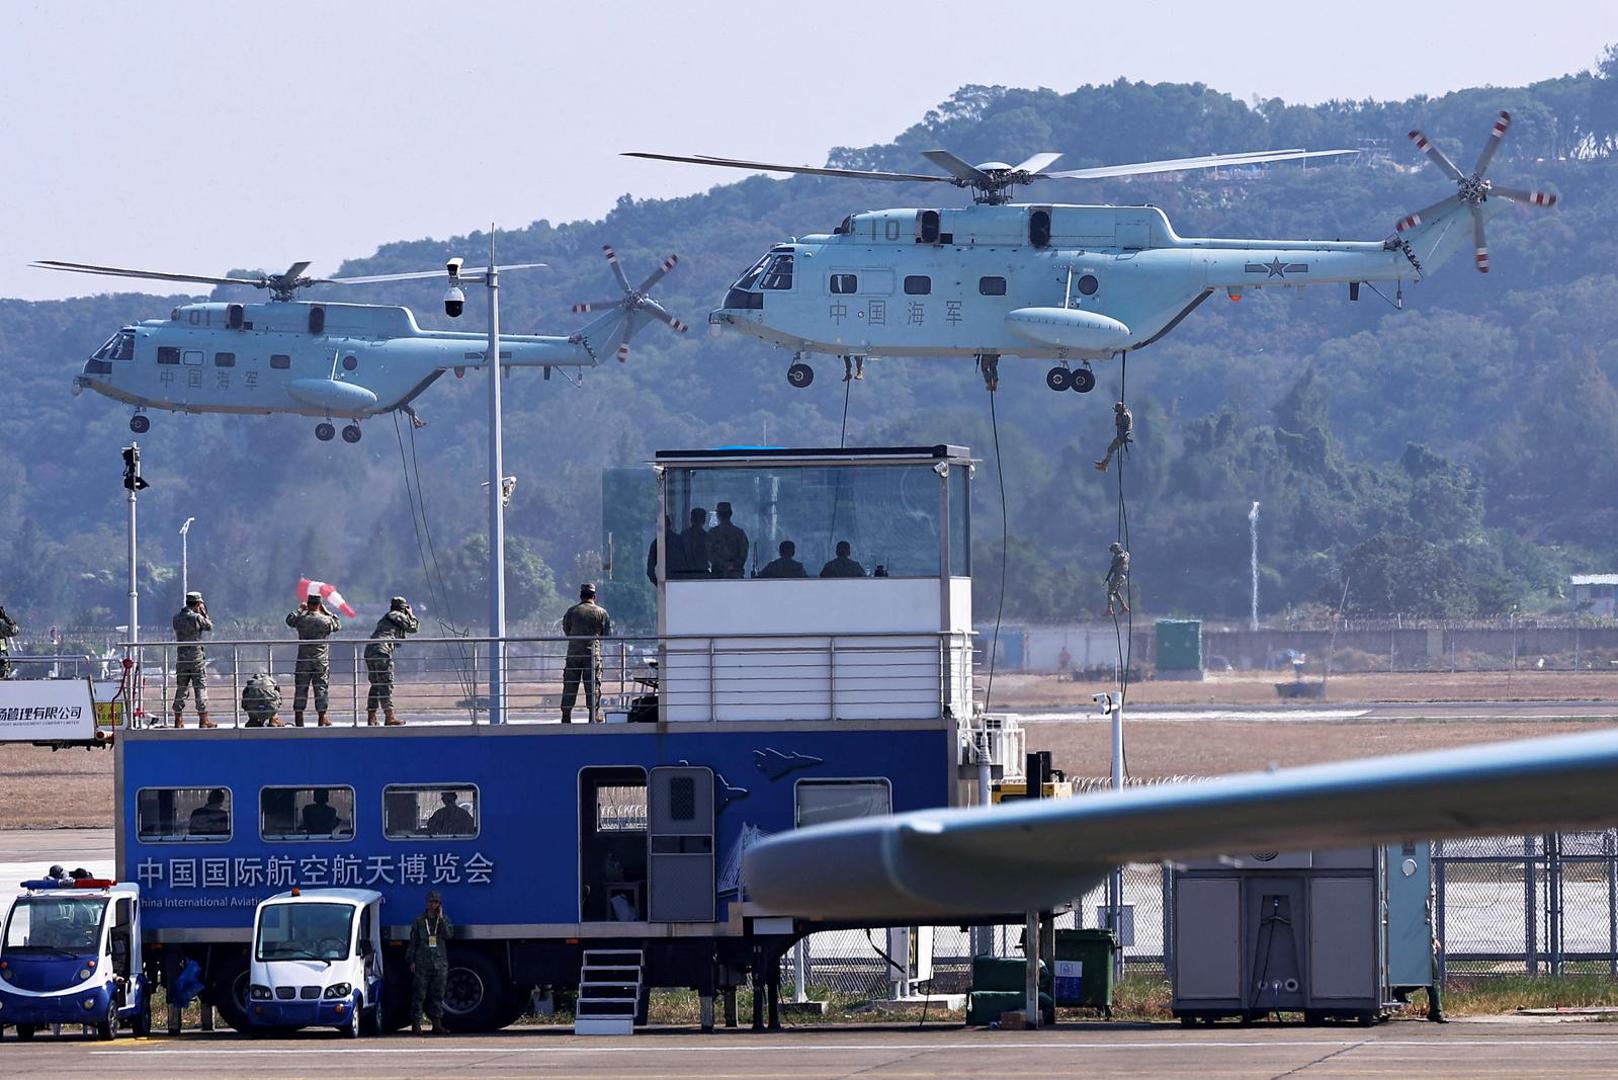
[1045,367,1072,392]
[130,414,151,434]
[315,422,336,442]
[1070,366,1097,394]
[341,424,362,444]
[787,362,814,389]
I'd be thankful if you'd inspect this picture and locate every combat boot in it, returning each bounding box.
[411,1020,422,1036]
[173,711,184,729]
[1094,458,1111,473]
[317,711,332,727]
[198,711,217,729]
[384,708,404,726]
[366,709,379,726]
[560,709,572,724]
[293,711,305,727]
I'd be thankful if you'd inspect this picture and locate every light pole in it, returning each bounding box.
[179,517,195,603]
[1249,501,1261,631]
[121,445,149,723]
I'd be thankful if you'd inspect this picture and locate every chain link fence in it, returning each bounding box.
[785,834,1618,998]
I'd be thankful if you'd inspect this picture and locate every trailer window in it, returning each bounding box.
[794,779,891,828]
[136,786,232,842]
[383,784,479,840]
[260,786,355,842]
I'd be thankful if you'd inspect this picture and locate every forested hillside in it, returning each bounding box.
[5,54,1618,633]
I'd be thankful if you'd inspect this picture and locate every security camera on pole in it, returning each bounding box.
[441,238,507,725]
[121,444,150,725]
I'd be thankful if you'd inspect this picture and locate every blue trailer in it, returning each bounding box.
[112,445,1007,1033]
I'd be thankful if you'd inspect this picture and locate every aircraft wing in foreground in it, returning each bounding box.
[745,728,1618,919]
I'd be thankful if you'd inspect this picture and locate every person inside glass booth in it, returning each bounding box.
[758,540,807,578]
[819,540,866,578]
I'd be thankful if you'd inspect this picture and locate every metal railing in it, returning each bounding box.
[116,631,974,729]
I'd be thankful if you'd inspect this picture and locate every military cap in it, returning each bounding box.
[580,582,597,597]
[426,889,442,903]
[185,591,203,603]
[390,596,408,608]
[1109,541,1123,552]
[716,501,733,514]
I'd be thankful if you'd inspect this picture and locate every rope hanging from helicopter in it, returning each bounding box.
[1110,351,1132,781]
[392,412,479,717]
[981,388,1009,712]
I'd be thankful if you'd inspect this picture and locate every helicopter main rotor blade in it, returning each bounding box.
[317,262,547,286]
[921,150,993,186]
[1474,111,1511,177]
[623,151,952,185]
[1490,185,1559,209]
[1470,203,1490,273]
[643,299,690,334]
[1408,129,1465,182]
[30,259,263,289]
[1013,151,1063,175]
[1045,147,1356,180]
[1395,192,1463,232]
[635,254,680,295]
[602,246,634,294]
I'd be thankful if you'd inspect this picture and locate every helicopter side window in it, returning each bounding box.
[113,332,135,361]
[829,273,858,295]
[1029,209,1052,248]
[227,304,245,330]
[731,254,770,292]
[308,306,326,335]
[270,354,292,370]
[903,275,931,295]
[156,347,180,365]
[214,352,236,368]
[978,276,1007,296]
[759,254,794,291]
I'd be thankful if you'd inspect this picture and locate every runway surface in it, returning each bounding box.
[5,1022,1618,1079]
[1010,700,1618,723]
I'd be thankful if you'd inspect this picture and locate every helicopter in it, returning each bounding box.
[629,110,1557,392]
[35,246,687,441]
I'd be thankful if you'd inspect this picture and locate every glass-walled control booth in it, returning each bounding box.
[651,446,975,722]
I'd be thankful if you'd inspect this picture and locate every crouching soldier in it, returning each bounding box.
[241,671,284,727]
[364,596,419,726]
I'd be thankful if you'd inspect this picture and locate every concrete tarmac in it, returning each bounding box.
[4,1022,1618,1079]
[1011,700,1618,723]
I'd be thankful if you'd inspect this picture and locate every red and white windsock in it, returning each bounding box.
[296,578,358,618]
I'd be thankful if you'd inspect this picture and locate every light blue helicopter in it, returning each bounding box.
[35,247,686,441]
[632,111,1556,392]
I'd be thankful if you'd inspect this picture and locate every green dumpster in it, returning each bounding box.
[1053,928,1117,1012]
[1155,618,1203,671]
[966,989,1055,1026]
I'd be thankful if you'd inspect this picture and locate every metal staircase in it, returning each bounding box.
[573,948,643,1035]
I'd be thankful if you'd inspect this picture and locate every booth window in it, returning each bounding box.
[136,786,232,842]
[260,786,356,841]
[795,779,891,828]
[383,784,479,840]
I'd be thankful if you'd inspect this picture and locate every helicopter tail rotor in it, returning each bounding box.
[569,245,687,362]
[1396,110,1558,274]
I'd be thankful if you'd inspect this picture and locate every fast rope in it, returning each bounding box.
[1110,352,1133,780]
[839,375,853,449]
[982,388,1009,712]
[392,413,478,715]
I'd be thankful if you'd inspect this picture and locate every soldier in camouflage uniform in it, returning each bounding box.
[560,583,612,723]
[1094,402,1134,473]
[1104,542,1131,616]
[0,603,17,680]
[364,596,419,727]
[285,593,341,727]
[707,501,750,578]
[406,889,453,1035]
[171,591,215,728]
[240,671,284,727]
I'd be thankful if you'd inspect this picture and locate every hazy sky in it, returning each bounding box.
[3,0,1613,300]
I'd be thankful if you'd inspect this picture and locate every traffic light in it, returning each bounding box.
[122,445,149,491]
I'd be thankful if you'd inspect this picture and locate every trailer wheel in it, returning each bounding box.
[207,951,253,1033]
[15,1024,37,1040]
[443,950,507,1032]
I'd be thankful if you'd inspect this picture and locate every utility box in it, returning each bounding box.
[1155,619,1203,679]
[1170,846,1430,1025]
[1053,928,1116,1013]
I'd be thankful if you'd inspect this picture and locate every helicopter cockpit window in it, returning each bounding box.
[93,331,136,362]
[732,254,770,292]
[834,215,855,236]
[759,253,795,291]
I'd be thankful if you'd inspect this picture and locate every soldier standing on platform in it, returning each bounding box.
[286,592,341,727]
[560,583,612,723]
[172,591,215,728]
[364,596,419,726]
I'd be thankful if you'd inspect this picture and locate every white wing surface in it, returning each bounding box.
[745,728,1618,919]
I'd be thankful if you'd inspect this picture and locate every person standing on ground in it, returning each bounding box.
[0,602,18,680]
[1104,542,1131,616]
[171,591,215,729]
[1094,402,1134,473]
[364,597,419,726]
[560,583,612,723]
[407,890,453,1035]
[286,592,341,727]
